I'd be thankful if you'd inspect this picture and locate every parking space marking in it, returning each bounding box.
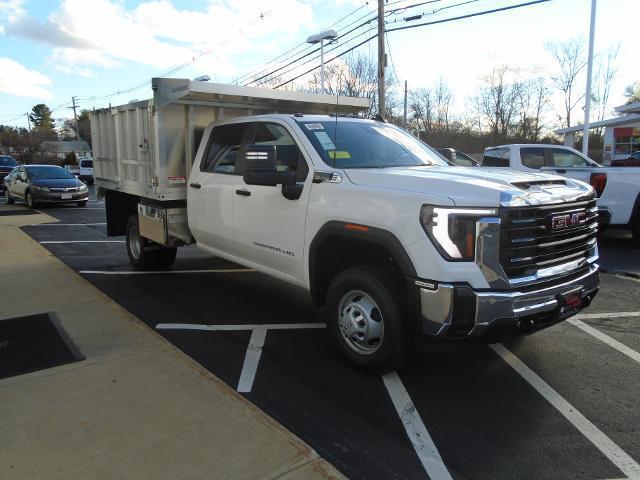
[80,269,255,275]
[27,223,107,226]
[568,319,640,365]
[382,372,453,480]
[237,328,267,393]
[156,323,325,331]
[39,240,124,244]
[491,344,640,480]
[156,322,326,393]
[574,311,640,320]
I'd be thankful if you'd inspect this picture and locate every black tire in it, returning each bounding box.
[631,215,640,244]
[25,190,37,209]
[125,215,177,270]
[5,189,14,204]
[325,265,411,373]
[77,201,87,207]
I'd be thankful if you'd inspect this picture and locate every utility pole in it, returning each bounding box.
[403,80,408,128]
[377,0,385,116]
[71,96,81,143]
[26,113,31,132]
[582,0,596,156]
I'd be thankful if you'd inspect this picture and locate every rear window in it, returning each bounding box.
[482,148,510,167]
[80,159,93,168]
[0,156,18,167]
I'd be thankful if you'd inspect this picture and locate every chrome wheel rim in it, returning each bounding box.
[129,224,141,260]
[338,290,384,355]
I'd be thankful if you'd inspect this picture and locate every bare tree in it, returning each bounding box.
[471,65,522,142]
[516,77,550,142]
[592,45,619,141]
[410,88,434,133]
[545,37,587,128]
[624,81,640,104]
[434,78,453,132]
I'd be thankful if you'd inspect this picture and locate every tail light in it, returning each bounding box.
[590,173,607,197]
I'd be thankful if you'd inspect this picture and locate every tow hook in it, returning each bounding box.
[516,318,535,334]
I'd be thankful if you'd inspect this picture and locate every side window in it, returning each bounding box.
[521,147,545,169]
[251,123,309,182]
[551,148,588,167]
[482,148,510,167]
[200,123,249,174]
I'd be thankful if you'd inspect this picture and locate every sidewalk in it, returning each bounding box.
[0,205,343,480]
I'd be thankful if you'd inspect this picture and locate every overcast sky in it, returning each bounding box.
[0,0,635,130]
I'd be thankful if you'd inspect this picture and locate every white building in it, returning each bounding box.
[555,101,640,164]
[41,140,92,159]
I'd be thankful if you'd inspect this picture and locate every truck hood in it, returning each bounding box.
[344,166,593,207]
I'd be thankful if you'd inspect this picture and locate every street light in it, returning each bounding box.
[306,29,338,94]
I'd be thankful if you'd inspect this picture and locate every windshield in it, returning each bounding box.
[297,119,449,169]
[0,156,18,167]
[27,166,76,180]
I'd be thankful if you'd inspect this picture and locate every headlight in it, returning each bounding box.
[420,206,497,261]
[32,185,50,192]
[79,184,88,191]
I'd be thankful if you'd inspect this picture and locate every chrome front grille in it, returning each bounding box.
[500,199,598,279]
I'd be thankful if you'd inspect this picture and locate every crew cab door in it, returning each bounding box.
[232,121,311,283]
[543,147,594,183]
[187,122,253,255]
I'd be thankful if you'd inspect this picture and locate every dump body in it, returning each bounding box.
[90,78,369,202]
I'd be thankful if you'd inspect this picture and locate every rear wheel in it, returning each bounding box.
[325,265,411,373]
[5,189,14,204]
[125,215,177,270]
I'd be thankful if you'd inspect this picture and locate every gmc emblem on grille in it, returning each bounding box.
[550,210,587,230]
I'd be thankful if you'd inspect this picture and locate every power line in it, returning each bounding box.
[235,2,369,85]
[273,0,551,89]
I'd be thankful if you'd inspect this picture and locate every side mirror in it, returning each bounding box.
[243,144,295,186]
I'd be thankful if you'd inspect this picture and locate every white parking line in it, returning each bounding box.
[155,322,326,393]
[237,328,267,393]
[80,268,254,275]
[39,240,124,244]
[156,323,325,331]
[28,223,107,227]
[568,319,640,365]
[574,311,640,320]
[382,372,453,480]
[491,344,640,480]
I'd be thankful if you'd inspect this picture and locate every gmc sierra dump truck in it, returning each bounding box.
[91,78,600,371]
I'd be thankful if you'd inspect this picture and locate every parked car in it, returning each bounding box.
[435,148,479,166]
[481,144,640,241]
[0,155,18,192]
[4,164,89,208]
[610,151,640,167]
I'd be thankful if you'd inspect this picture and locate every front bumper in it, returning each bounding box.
[417,263,599,340]
[32,190,89,203]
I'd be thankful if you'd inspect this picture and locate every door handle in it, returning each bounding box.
[556,169,566,174]
[235,189,251,197]
[189,182,201,189]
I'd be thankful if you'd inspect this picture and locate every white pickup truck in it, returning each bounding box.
[483,144,640,241]
[90,78,600,371]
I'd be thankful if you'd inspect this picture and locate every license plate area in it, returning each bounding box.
[60,193,72,199]
[557,290,585,320]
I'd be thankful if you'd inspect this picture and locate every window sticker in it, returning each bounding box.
[305,123,324,131]
[314,131,336,151]
[328,151,351,159]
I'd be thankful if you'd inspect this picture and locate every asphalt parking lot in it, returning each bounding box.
[6,187,640,480]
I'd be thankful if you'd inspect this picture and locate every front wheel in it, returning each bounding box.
[125,215,177,270]
[5,189,14,204]
[631,214,640,244]
[325,265,412,373]
[25,191,36,209]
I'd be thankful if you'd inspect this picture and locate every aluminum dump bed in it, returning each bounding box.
[90,77,369,201]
